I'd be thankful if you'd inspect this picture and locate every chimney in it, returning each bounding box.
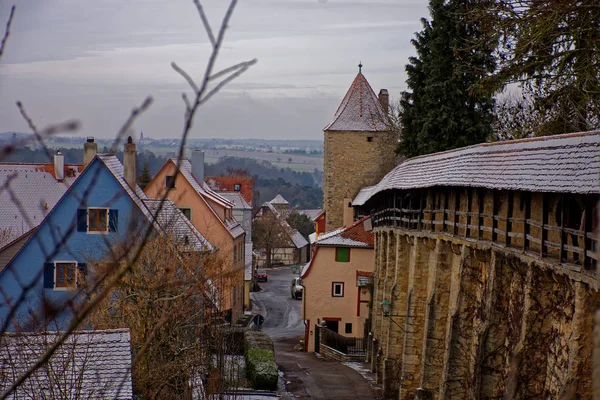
[83,137,98,168]
[53,151,64,181]
[343,197,354,227]
[124,136,137,190]
[378,89,389,115]
[191,150,205,184]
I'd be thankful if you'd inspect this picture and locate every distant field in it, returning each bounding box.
[146,146,324,172]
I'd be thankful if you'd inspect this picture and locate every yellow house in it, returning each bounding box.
[144,152,246,322]
[301,216,374,352]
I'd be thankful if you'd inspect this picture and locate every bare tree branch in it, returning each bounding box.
[0,5,15,61]
[193,0,216,47]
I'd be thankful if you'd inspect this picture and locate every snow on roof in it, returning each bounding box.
[353,131,600,206]
[324,72,387,132]
[0,329,133,399]
[263,202,308,249]
[297,209,323,221]
[315,216,374,248]
[219,192,252,210]
[142,198,213,252]
[0,163,82,240]
[269,194,289,205]
[169,159,234,209]
[168,159,246,238]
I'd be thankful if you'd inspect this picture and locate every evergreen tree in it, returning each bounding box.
[398,0,496,157]
[138,163,152,189]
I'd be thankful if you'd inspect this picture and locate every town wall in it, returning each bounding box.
[323,130,397,231]
[366,187,599,399]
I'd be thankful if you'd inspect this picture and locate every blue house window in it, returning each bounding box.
[44,262,86,290]
[77,208,118,233]
[88,208,108,232]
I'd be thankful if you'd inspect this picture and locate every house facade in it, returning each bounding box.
[0,140,211,331]
[301,217,374,353]
[144,151,246,320]
[354,131,600,399]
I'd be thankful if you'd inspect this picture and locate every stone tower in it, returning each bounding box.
[323,65,397,231]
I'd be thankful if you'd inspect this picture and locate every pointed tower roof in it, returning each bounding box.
[269,194,289,205]
[324,65,387,132]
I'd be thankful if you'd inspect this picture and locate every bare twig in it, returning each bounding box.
[0,5,15,61]
[172,62,199,93]
[193,0,216,47]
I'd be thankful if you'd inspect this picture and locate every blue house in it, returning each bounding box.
[0,139,211,331]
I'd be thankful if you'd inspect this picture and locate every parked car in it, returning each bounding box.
[291,277,303,299]
[255,269,268,282]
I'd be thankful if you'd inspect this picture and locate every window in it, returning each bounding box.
[88,208,108,232]
[179,208,191,221]
[367,136,373,142]
[345,323,352,334]
[165,175,176,189]
[335,247,350,262]
[55,262,76,289]
[234,184,241,192]
[332,282,344,297]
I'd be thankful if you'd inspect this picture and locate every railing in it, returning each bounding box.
[320,327,367,356]
[366,188,598,271]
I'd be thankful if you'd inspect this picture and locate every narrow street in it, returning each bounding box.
[251,267,380,400]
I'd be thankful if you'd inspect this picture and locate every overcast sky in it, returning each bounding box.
[0,0,428,141]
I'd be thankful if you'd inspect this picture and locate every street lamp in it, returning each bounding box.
[380,299,406,331]
[381,300,392,317]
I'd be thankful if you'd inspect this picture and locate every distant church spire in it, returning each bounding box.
[358,61,363,74]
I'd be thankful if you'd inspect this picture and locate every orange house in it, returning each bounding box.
[144,152,245,321]
[301,217,374,353]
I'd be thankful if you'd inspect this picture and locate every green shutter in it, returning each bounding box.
[336,247,349,262]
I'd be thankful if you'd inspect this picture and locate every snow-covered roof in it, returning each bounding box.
[142,198,213,252]
[0,162,82,241]
[262,202,308,249]
[315,216,373,248]
[168,159,245,238]
[0,329,133,399]
[268,194,289,205]
[219,192,252,210]
[297,209,323,221]
[324,72,387,132]
[169,159,234,209]
[353,131,600,206]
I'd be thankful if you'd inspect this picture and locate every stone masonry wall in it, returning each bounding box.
[324,130,396,231]
[371,228,600,399]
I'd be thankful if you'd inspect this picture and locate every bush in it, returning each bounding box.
[244,331,278,390]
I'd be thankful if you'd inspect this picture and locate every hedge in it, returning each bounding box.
[244,331,278,390]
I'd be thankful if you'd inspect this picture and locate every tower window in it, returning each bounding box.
[367,136,373,142]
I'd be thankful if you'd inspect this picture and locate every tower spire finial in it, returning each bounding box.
[358,61,363,74]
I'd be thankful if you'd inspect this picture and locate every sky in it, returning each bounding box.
[0,0,428,141]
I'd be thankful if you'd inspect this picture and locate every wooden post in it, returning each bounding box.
[465,188,472,238]
[477,189,484,240]
[444,188,449,234]
[492,190,498,243]
[418,190,424,231]
[523,192,531,251]
[541,193,547,258]
[453,189,460,236]
[559,194,565,263]
[506,191,514,246]
[584,197,593,269]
